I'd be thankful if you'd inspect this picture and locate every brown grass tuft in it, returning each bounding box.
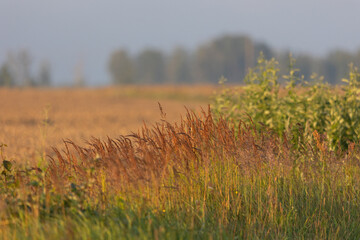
[47,105,296,194]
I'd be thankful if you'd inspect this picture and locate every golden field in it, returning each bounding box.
[0,85,217,163]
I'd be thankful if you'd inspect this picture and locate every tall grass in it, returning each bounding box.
[1,105,360,239]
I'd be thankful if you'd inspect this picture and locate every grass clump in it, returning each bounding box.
[212,53,360,150]
[1,106,360,239]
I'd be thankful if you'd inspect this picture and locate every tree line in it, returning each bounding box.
[109,34,360,85]
[1,34,360,86]
[0,50,51,87]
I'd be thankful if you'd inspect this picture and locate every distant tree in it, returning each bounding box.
[294,54,322,81]
[194,35,272,83]
[108,49,134,84]
[254,43,273,60]
[355,50,360,66]
[136,49,165,84]
[6,50,34,86]
[0,63,14,86]
[166,47,192,84]
[323,50,354,84]
[37,60,51,86]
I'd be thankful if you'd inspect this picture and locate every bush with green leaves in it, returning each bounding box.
[212,53,360,150]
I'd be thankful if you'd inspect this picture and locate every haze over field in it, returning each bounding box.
[1,0,360,85]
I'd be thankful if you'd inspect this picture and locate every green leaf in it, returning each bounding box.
[3,160,12,171]
[29,180,40,187]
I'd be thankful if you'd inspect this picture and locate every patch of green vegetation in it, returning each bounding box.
[212,53,360,150]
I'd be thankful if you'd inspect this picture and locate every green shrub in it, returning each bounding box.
[212,53,360,150]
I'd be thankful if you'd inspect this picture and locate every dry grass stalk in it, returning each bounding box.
[47,104,348,195]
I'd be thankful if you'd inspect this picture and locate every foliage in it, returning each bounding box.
[194,35,272,83]
[108,49,135,84]
[0,63,14,86]
[166,47,193,84]
[104,34,360,85]
[212,53,360,150]
[0,50,52,87]
[2,108,360,238]
[135,49,165,84]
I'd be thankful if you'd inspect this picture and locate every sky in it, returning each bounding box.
[1,0,360,86]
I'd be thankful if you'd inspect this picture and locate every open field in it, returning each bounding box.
[0,86,216,163]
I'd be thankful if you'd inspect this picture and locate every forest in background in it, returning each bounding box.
[1,34,360,87]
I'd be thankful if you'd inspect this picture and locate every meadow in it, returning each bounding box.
[1,56,360,239]
[0,86,213,163]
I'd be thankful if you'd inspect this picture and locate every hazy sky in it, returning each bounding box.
[1,0,360,85]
